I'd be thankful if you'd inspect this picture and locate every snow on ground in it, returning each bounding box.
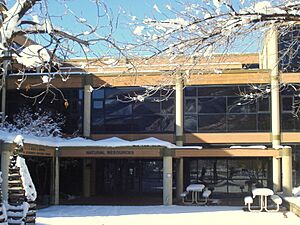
[36,205,300,225]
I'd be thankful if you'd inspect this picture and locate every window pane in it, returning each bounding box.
[105,99,132,116]
[132,115,163,132]
[184,115,198,132]
[258,114,271,131]
[227,114,257,131]
[227,97,256,113]
[93,100,103,109]
[105,116,132,132]
[282,97,293,111]
[198,97,226,113]
[198,115,226,131]
[161,99,175,114]
[185,98,197,113]
[258,97,270,112]
[92,89,104,99]
[184,87,197,96]
[161,115,175,132]
[281,113,295,131]
[133,100,160,114]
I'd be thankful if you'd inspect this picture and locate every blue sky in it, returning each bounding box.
[43,0,260,56]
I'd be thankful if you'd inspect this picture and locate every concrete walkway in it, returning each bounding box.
[36,205,300,225]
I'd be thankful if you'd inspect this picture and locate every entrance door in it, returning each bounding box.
[96,159,163,195]
[97,159,140,194]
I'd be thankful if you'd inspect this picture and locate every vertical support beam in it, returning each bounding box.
[163,156,172,206]
[268,26,281,192]
[1,143,11,201]
[83,158,91,198]
[282,147,293,196]
[175,74,184,200]
[83,76,92,138]
[54,147,60,205]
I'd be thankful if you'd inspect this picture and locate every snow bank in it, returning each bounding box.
[0,130,202,149]
[16,157,37,202]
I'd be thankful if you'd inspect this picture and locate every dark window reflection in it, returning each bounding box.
[198,97,226,113]
[184,115,198,132]
[185,158,272,196]
[227,97,256,113]
[228,114,257,131]
[198,115,226,131]
[91,87,175,134]
[185,98,197,113]
[258,114,271,131]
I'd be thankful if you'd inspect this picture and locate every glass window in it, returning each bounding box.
[227,97,257,113]
[185,98,197,113]
[184,87,197,96]
[258,114,271,131]
[258,97,270,112]
[198,114,226,131]
[105,99,132,116]
[132,115,163,132]
[282,96,293,112]
[161,98,175,114]
[105,116,133,132]
[198,97,226,113]
[133,100,160,114]
[93,100,103,109]
[92,89,104,99]
[227,114,257,131]
[281,113,296,131]
[184,115,198,132]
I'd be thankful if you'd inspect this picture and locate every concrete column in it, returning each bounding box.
[282,147,293,196]
[268,26,282,192]
[163,156,172,206]
[1,143,11,201]
[83,158,91,198]
[175,74,184,200]
[54,148,60,205]
[83,85,92,138]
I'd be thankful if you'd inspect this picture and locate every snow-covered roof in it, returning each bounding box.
[0,130,202,149]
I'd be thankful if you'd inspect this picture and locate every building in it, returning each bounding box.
[0,28,298,206]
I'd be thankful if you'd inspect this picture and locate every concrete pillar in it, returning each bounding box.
[83,158,91,198]
[163,156,172,206]
[54,148,60,205]
[175,74,184,199]
[268,26,282,192]
[83,84,92,138]
[282,147,293,196]
[1,143,11,201]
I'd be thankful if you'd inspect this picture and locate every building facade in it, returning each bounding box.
[0,29,299,206]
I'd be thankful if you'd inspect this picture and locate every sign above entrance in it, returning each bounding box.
[60,147,162,158]
[23,144,55,157]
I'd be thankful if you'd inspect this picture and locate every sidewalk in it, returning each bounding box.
[36,205,300,225]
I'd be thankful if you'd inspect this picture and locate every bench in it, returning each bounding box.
[200,190,212,205]
[270,195,282,212]
[180,191,189,204]
[244,196,253,212]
